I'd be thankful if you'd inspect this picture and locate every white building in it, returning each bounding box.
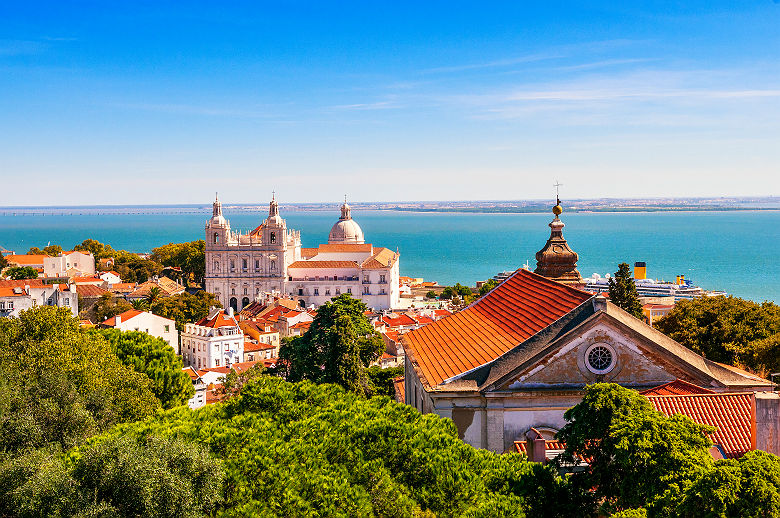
[183,367,207,409]
[43,251,95,278]
[204,195,400,311]
[101,309,179,352]
[98,271,122,285]
[0,280,78,317]
[181,307,244,369]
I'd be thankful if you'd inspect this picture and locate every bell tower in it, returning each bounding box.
[205,193,230,249]
[534,186,583,286]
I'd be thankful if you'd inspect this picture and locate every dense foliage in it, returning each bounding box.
[150,240,206,285]
[608,263,644,319]
[151,290,222,332]
[365,365,404,398]
[3,266,39,280]
[557,384,780,517]
[6,376,594,517]
[26,245,63,256]
[655,296,780,375]
[94,292,133,321]
[0,307,160,455]
[0,434,223,517]
[94,328,194,409]
[280,294,385,394]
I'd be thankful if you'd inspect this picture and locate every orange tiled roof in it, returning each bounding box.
[288,260,359,269]
[0,279,46,288]
[196,311,239,328]
[403,268,593,388]
[362,247,398,269]
[315,243,373,253]
[382,313,417,328]
[231,361,259,373]
[102,309,144,326]
[301,247,318,258]
[641,379,715,396]
[647,392,756,458]
[75,284,109,297]
[0,286,27,297]
[393,376,405,403]
[73,276,103,284]
[514,440,567,454]
[111,282,137,292]
[6,254,47,265]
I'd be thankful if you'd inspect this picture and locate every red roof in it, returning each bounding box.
[0,279,46,288]
[75,284,109,297]
[6,254,46,265]
[382,313,417,328]
[647,392,756,458]
[102,309,144,326]
[0,286,27,297]
[231,361,259,373]
[393,376,405,403]
[403,268,592,387]
[196,311,239,328]
[641,379,715,396]
[315,243,373,253]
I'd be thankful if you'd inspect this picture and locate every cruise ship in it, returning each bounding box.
[582,262,726,301]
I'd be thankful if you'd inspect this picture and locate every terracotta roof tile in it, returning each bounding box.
[5,254,47,265]
[315,243,373,253]
[0,286,27,297]
[647,392,756,458]
[0,279,46,288]
[75,284,109,297]
[196,311,239,328]
[403,269,592,387]
[641,379,715,396]
[382,313,417,327]
[362,248,398,269]
[102,309,144,326]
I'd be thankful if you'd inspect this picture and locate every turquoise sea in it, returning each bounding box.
[0,208,777,303]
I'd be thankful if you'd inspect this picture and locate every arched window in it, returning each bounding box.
[270,260,276,270]
[214,232,219,244]
[242,297,250,309]
[214,261,220,272]
[229,297,238,312]
[270,232,276,244]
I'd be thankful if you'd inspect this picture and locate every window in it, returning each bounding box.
[64,298,70,306]
[314,288,319,296]
[380,289,386,295]
[335,288,340,295]
[230,260,235,272]
[270,260,276,270]
[214,261,220,271]
[214,232,219,244]
[270,232,276,243]
[585,343,616,374]
[215,359,220,367]
[0,302,4,309]
[363,286,369,294]
[325,289,331,295]
[298,288,304,296]
[347,288,352,294]
[242,258,247,271]
[380,274,386,283]
[164,325,170,332]
[243,287,248,295]
[255,259,260,269]
[231,288,235,295]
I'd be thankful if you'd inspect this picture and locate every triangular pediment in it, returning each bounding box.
[483,310,724,393]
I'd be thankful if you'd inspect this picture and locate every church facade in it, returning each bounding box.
[402,202,779,456]
[204,195,400,311]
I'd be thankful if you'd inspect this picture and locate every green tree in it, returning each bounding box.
[0,434,223,518]
[655,296,780,374]
[131,298,149,311]
[556,383,714,515]
[0,307,160,454]
[151,290,221,332]
[151,240,206,286]
[26,246,44,255]
[608,263,644,319]
[425,290,437,299]
[3,266,39,280]
[145,285,163,305]
[279,294,384,394]
[365,365,404,397]
[0,254,7,270]
[43,245,63,256]
[73,238,115,259]
[95,293,133,322]
[94,328,194,409]
[479,279,498,296]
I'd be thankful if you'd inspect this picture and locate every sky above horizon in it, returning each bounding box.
[1,1,779,206]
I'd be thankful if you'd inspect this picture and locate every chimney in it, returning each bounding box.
[525,428,547,464]
[593,295,608,312]
[226,307,234,317]
[115,315,121,325]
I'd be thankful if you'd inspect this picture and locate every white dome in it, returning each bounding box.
[328,218,365,244]
[328,200,364,244]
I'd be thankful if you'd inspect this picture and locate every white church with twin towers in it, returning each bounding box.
[203,194,401,311]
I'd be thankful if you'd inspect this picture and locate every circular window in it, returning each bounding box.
[585,344,615,374]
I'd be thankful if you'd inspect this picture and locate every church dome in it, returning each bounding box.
[328,200,365,244]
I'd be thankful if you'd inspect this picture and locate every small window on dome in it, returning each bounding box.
[214,232,219,244]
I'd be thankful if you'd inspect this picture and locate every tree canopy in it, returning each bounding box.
[655,295,780,375]
[150,290,221,332]
[3,266,39,280]
[0,307,160,455]
[94,328,194,409]
[150,240,206,286]
[280,294,385,394]
[556,383,780,517]
[608,263,644,319]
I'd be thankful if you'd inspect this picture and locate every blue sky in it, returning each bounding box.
[1,1,779,205]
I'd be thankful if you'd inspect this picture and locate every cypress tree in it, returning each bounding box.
[608,262,645,320]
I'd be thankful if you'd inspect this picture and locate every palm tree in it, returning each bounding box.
[131,299,149,311]
[145,286,162,306]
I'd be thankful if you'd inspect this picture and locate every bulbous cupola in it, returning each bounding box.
[328,196,365,244]
[534,196,583,285]
[208,193,228,227]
